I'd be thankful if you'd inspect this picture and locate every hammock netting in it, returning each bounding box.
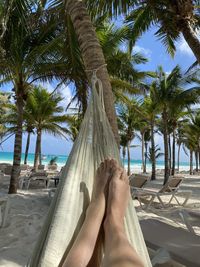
[28,74,152,267]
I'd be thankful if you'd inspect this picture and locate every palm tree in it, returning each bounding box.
[25,86,69,170]
[148,145,164,167]
[182,123,198,175]
[141,91,159,180]
[48,0,120,144]
[151,65,200,184]
[144,129,151,174]
[118,101,139,175]
[0,0,76,193]
[126,1,200,63]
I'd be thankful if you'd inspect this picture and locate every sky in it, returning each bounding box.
[1,24,197,162]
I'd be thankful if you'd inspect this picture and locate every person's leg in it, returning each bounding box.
[103,166,144,267]
[62,159,115,267]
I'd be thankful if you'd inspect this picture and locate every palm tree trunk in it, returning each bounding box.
[199,151,200,170]
[8,94,24,194]
[65,0,119,145]
[168,134,172,173]
[190,150,193,175]
[171,129,176,176]
[34,130,41,170]
[127,142,131,176]
[141,132,145,173]
[181,23,200,64]
[39,137,42,166]
[150,122,156,180]
[24,132,31,165]
[177,144,181,173]
[195,151,198,172]
[122,146,126,167]
[144,141,148,173]
[163,111,170,185]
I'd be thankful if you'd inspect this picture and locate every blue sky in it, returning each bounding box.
[1,25,197,162]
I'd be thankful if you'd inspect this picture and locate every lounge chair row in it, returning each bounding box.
[129,174,192,209]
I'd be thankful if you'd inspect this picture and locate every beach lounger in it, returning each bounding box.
[134,177,192,209]
[0,194,9,227]
[140,218,200,267]
[129,174,149,197]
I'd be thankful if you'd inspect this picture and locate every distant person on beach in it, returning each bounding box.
[62,159,144,267]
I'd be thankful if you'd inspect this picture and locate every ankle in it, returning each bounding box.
[104,214,125,234]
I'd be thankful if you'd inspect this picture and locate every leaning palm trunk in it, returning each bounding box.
[181,23,200,64]
[163,112,170,185]
[190,150,193,175]
[65,0,119,145]
[171,129,176,176]
[127,141,131,176]
[150,122,156,180]
[9,94,24,194]
[34,130,41,170]
[141,132,145,173]
[24,132,31,165]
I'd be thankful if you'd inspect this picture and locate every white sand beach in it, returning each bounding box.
[0,173,200,267]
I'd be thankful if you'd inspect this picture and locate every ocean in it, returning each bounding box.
[0,151,191,171]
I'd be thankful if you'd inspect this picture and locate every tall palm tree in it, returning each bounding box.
[151,65,200,184]
[141,89,159,180]
[118,101,139,175]
[0,0,76,193]
[25,86,69,170]
[126,1,200,63]
[49,0,120,144]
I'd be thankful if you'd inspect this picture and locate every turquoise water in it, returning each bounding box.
[0,151,190,170]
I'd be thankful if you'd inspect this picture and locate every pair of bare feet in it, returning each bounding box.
[91,158,130,232]
[63,159,144,267]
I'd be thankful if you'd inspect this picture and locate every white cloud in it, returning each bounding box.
[35,81,76,110]
[133,45,152,58]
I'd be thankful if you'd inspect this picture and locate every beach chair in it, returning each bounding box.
[129,174,149,198]
[25,171,50,189]
[135,177,192,209]
[0,194,10,228]
[140,218,200,267]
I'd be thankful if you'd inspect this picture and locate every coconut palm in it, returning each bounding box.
[118,100,140,175]
[142,97,158,180]
[48,0,119,144]
[126,1,200,63]
[182,123,198,175]
[0,0,80,193]
[151,65,200,184]
[148,145,164,165]
[25,86,70,170]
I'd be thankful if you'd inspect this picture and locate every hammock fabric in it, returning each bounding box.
[28,73,152,267]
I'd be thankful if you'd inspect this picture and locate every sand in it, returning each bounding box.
[0,172,200,267]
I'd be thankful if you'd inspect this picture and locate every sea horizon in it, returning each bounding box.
[0,151,192,171]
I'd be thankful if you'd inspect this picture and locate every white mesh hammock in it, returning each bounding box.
[28,73,152,267]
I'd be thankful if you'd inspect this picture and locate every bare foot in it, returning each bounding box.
[105,165,130,229]
[90,159,117,216]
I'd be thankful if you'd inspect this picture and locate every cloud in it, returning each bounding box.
[133,45,152,58]
[35,81,76,110]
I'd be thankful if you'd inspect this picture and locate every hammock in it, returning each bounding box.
[28,72,152,267]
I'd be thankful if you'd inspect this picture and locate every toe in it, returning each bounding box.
[120,169,127,181]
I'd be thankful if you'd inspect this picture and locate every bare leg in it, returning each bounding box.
[103,166,144,267]
[62,159,114,267]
